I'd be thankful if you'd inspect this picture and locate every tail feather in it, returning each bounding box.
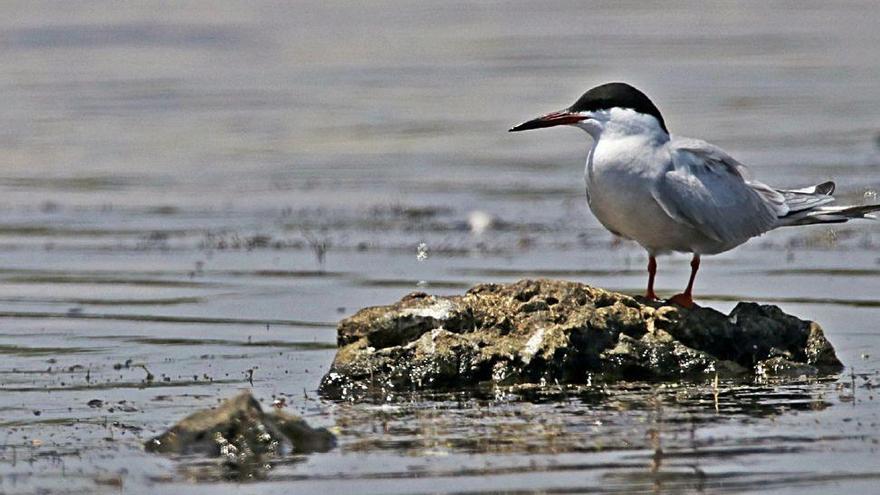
[775,180,880,226]
[782,203,880,226]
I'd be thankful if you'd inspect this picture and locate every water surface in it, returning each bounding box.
[1,1,880,494]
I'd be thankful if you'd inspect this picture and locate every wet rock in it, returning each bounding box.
[755,356,820,378]
[601,330,747,379]
[145,391,334,477]
[320,279,843,399]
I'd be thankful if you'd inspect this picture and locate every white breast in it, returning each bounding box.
[584,135,721,255]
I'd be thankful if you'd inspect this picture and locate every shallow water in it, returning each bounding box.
[1,1,880,494]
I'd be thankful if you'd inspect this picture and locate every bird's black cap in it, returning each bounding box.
[569,82,668,133]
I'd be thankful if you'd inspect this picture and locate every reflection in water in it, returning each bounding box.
[160,379,844,488]
[332,380,832,457]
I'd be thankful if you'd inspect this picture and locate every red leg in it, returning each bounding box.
[668,254,700,308]
[645,255,658,300]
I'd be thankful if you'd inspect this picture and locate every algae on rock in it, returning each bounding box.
[319,279,842,400]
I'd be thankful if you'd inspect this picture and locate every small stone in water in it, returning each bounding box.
[416,242,429,261]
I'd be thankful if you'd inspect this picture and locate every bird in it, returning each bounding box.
[510,82,880,308]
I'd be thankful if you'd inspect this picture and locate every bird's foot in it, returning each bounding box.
[644,290,659,301]
[667,293,696,309]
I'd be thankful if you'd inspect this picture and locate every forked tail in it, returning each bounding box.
[777,181,880,226]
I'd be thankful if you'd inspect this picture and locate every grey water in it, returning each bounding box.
[1,1,880,493]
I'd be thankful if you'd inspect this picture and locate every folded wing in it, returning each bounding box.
[651,138,784,245]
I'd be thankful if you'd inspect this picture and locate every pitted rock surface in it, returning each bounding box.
[319,279,842,400]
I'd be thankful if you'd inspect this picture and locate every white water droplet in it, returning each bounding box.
[416,242,429,261]
[826,228,839,245]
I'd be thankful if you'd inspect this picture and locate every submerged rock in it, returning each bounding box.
[145,392,334,478]
[320,279,842,399]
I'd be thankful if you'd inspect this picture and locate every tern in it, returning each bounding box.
[510,82,880,307]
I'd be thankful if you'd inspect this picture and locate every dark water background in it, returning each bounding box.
[1,1,879,493]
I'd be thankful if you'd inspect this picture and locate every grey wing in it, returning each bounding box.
[651,138,786,245]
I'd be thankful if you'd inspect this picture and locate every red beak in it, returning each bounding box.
[508,111,587,132]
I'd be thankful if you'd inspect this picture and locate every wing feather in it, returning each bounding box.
[651,138,782,245]
[776,181,836,214]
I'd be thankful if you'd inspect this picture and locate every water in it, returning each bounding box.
[1,1,880,493]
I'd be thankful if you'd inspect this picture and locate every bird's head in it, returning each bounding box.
[509,82,668,139]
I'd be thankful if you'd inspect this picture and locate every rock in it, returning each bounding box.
[319,279,842,399]
[145,391,334,477]
[755,356,820,378]
[601,330,748,379]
